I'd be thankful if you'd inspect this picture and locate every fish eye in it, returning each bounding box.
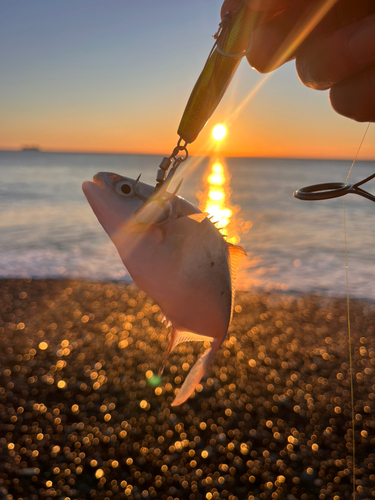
[116,182,133,197]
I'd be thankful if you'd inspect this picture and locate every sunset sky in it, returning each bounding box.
[1,0,374,159]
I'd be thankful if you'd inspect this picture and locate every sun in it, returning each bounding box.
[212,124,227,141]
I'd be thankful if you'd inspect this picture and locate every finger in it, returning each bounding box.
[246,0,375,74]
[246,1,310,72]
[329,66,375,122]
[311,0,375,35]
[296,13,375,90]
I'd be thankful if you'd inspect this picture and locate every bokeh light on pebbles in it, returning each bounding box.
[0,278,375,499]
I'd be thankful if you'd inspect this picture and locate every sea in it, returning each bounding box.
[1,150,374,300]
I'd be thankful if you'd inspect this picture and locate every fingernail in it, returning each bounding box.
[348,21,375,60]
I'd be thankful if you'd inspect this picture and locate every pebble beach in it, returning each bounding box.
[1,278,375,500]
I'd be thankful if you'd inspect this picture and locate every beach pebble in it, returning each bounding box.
[0,279,374,499]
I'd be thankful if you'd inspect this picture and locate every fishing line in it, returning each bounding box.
[342,197,356,499]
[345,122,371,183]
[342,122,370,500]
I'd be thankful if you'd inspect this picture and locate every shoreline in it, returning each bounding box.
[2,276,375,305]
[1,278,374,499]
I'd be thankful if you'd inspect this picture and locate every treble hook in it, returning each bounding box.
[293,172,375,203]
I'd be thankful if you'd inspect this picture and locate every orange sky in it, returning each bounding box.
[1,1,374,160]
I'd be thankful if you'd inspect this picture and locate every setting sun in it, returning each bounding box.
[212,124,227,141]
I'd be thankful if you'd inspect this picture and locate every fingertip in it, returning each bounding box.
[295,56,331,90]
[295,14,375,92]
[245,4,304,73]
[245,26,284,73]
[329,68,375,122]
[246,52,271,74]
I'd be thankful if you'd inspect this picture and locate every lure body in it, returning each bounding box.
[177,3,254,144]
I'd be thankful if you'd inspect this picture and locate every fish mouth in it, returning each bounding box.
[93,174,104,189]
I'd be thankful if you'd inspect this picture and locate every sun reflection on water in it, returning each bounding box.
[197,158,252,245]
[196,155,286,291]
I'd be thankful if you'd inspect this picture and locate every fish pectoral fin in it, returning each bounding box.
[227,242,247,322]
[171,340,219,407]
[187,212,209,223]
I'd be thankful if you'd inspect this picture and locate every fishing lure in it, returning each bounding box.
[155,2,256,191]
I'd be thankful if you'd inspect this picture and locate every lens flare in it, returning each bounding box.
[212,124,227,141]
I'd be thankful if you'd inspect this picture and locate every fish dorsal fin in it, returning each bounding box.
[187,212,209,223]
[227,243,247,322]
[170,330,214,354]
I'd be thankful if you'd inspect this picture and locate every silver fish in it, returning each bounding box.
[82,172,246,406]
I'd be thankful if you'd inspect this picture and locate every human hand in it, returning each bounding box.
[221,0,375,122]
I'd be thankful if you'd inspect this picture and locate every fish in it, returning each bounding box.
[82,172,246,406]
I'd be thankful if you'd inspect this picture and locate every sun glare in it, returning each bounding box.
[197,158,252,245]
[212,124,227,142]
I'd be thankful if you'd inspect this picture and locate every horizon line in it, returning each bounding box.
[1,147,374,162]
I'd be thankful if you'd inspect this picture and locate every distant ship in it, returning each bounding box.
[21,145,40,152]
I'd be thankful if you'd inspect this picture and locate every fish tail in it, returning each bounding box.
[171,339,220,407]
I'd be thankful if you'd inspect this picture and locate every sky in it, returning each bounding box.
[1,0,374,159]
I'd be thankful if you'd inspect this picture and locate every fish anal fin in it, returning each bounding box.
[187,212,209,223]
[171,340,219,407]
[227,242,247,322]
[170,330,214,354]
[159,328,213,375]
